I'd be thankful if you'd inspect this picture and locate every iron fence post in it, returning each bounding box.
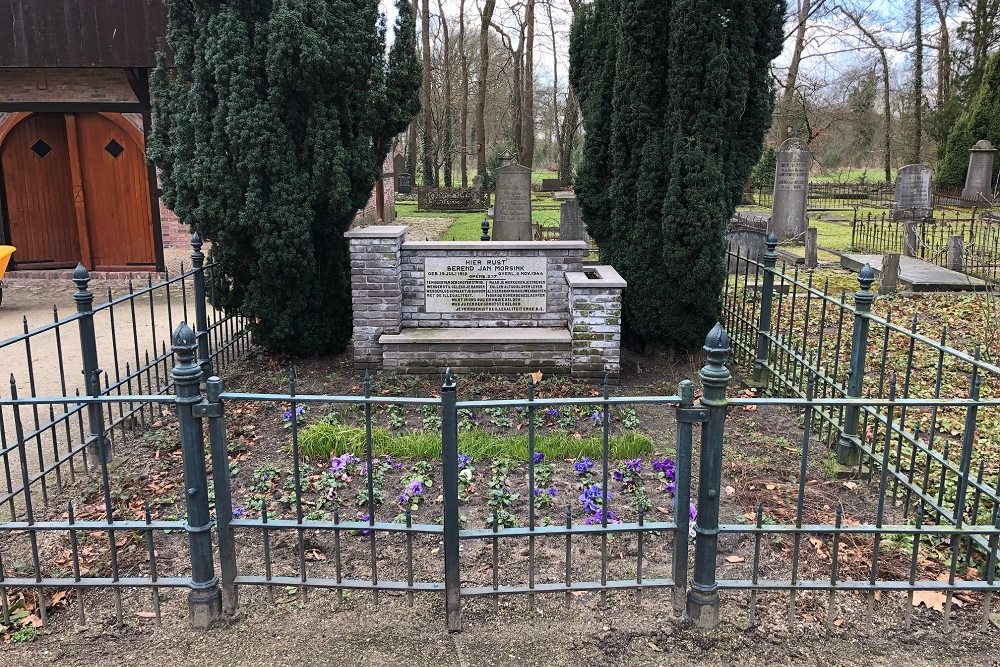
[171,322,222,628]
[751,233,778,385]
[73,264,107,462]
[851,208,857,249]
[836,264,875,467]
[672,379,696,617]
[204,376,238,614]
[191,233,213,381]
[440,369,462,632]
[687,324,731,628]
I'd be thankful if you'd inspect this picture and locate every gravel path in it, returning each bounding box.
[0,589,995,666]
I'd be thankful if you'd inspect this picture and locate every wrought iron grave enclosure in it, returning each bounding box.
[0,235,998,633]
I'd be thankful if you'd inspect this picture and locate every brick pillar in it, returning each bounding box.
[566,266,626,381]
[346,225,407,370]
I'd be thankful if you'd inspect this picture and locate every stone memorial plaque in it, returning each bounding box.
[893,164,933,218]
[770,138,812,241]
[424,256,547,313]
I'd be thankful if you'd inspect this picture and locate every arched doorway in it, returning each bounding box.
[0,112,156,271]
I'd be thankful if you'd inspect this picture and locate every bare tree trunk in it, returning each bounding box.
[932,0,951,106]
[438,0,453,187]
[844,8,892,183]
[777,0,813,145]
[558,88,579,185]
[421,0,436,186]
[548,1,558,173]
[912,0,923,164]
[881,52,891,182]
[512,32,524,163]
[406,0,419,178]
[459,0,469,187]
[476,0,497,178]
[521,0,536,168]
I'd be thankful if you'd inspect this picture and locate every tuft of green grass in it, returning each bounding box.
[298,422,654,462]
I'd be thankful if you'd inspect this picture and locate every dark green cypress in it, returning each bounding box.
[937,52,1000,188]
[571,0,783,352]
[569,0,620,248]
[149,0,421,356]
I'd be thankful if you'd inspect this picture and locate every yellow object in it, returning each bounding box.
[0,246,15,280]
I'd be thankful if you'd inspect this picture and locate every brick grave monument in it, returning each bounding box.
[346,225,625,380]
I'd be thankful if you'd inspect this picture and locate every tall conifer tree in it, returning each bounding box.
[150,0,421,355]
[571,0,783,351]
[938,52,1000,188]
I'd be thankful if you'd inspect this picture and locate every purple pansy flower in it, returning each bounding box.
[282,405,306,421]
[533,452,545,465]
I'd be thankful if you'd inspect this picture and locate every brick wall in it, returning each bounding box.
[567,267,626,380]
[345,226,406,370]
[354,151,399,225]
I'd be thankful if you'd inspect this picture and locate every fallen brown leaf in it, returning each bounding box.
[912,590,946,612]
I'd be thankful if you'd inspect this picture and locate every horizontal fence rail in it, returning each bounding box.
[0,234,251,520]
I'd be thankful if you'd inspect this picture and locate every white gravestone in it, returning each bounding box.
[424,256,547,313]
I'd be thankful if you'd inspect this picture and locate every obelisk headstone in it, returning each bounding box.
[962,139,998,202]
[893,164,934,220]
[769,138,812,241]
[492,151,533,241]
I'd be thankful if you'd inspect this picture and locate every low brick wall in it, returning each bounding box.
[347,226,626,379]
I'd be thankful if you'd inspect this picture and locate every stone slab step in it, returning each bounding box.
[379,327,571,346]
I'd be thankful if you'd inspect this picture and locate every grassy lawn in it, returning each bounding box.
[811,167,895,183]
[395,192,563,241]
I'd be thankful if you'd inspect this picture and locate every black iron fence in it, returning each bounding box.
[852,209,1000,283]
[0,307,997,632]
[726,236,1000,541]
[0,234,250,519]
[744,182,895,211]
[744,182,994,212]
[416,186,490,212]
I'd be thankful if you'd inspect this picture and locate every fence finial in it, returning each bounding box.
[704,322,731,359]
[191,231,203,250]
[858,263,876,291]
[172,321,197,350]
